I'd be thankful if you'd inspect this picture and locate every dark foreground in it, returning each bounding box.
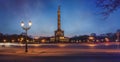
[0,53,120,62]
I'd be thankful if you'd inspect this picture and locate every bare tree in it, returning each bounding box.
[96,0,120,18]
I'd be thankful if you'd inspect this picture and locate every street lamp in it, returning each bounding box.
[21,21,32,52]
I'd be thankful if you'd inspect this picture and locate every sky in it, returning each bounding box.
[0,0,120,37]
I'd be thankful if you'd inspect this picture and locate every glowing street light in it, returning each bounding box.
[21,21,32,52]
[3,39,6,43]
[89,36,94,40]
[12,40,15,43]
[28,21,32,26]
[21,21,24,27]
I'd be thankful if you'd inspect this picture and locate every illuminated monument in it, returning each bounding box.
[50,5,69,42]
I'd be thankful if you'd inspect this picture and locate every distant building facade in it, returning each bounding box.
[116,29,120,41]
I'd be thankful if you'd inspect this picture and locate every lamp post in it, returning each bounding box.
[21,21,32,52]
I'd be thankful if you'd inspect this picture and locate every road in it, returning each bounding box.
[0,42,120,62]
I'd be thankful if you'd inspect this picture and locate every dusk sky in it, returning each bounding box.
[0,0,120,37]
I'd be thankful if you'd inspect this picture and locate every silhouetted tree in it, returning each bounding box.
[96,0,120,18]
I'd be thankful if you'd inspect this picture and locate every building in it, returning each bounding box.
[116,29,120,42]
[50,5,69,43]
